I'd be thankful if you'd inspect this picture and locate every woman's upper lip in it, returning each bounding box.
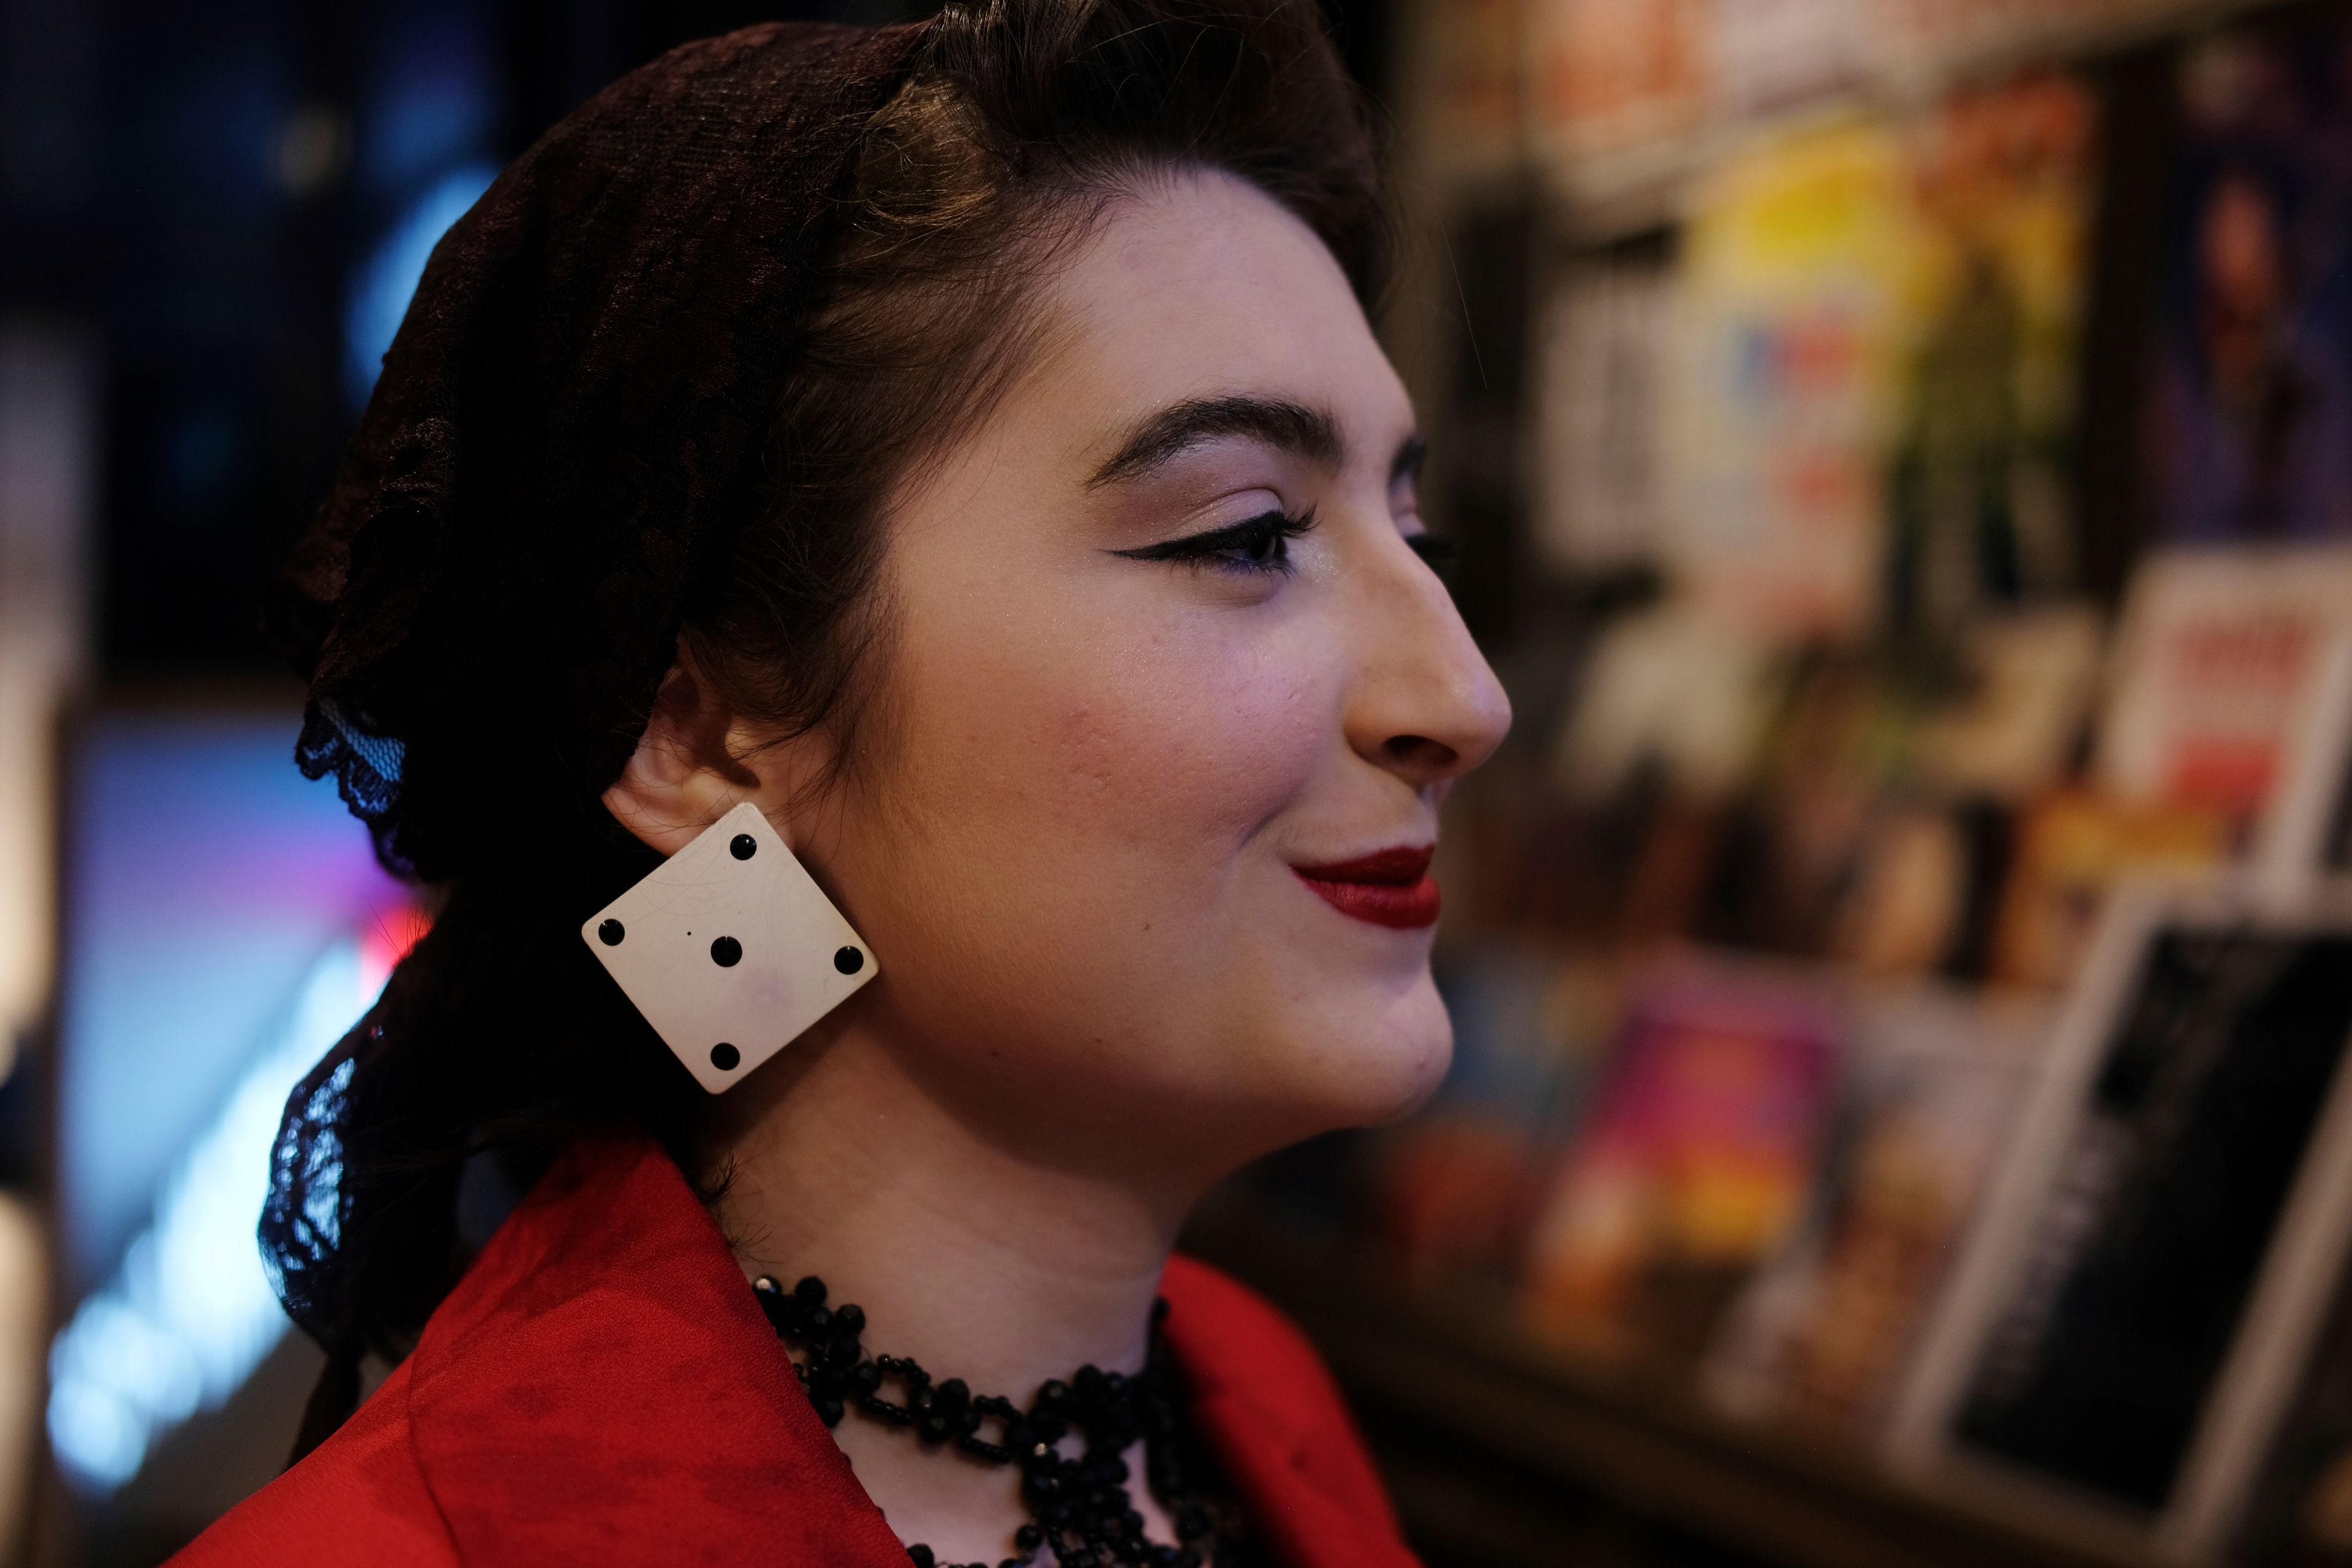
[1291,845,1434,884]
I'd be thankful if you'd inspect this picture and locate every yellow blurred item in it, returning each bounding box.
[1989,790,2232,989]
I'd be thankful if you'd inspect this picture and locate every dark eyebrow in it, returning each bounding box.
[1085,395,1345,489]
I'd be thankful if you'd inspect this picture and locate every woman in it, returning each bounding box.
[176,4,1508,1565]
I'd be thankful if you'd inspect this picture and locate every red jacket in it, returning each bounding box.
[170,1136,1420,1567]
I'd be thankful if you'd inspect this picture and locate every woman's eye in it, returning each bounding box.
[1232,519,1287,567]
[1109,508,1318,576]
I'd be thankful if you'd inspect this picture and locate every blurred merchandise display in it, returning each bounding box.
[1522,960,1842,1363]
[1989,788,2233,988]
[1510,69,2090,641]
[1705,985,2045,1439]
[1891,893,2352,1562]
[2097,549,2352,838]
[1191,4,2352,1566]
[1527,0,1714,186]
[1665,114,1918,640]
[1885,74,2095,633]
[1550,605,1773,801]
[1531,247,1675,578]
[1395,0,1525,182]
[1518,0,2221,217]
[2149,28,2352,545]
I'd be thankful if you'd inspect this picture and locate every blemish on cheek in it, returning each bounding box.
[1052,703,1124,801]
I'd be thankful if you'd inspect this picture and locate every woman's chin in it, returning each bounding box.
[1282,985,1455,1136]
[1354,1026,1455,1127]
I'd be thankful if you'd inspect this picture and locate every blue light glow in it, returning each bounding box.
[343,162,496,406]
[47,940,377,1492]
[357,10,497,198]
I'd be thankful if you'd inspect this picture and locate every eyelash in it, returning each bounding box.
[1110,511,1458,579]
[1112,508,1319,576]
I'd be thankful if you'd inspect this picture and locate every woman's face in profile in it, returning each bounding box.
[810,169,1510,1169]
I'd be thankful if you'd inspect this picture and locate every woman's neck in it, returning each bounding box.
[701,1014,1205,1560]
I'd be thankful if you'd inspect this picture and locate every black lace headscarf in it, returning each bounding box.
[262,0,1385,1458]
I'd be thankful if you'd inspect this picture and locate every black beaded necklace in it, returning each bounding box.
[752,1275,1250,1568]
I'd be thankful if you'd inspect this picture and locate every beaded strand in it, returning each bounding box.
[752,1275,1246,1568]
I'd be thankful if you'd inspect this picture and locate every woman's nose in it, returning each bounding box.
[1341,535,1512,793]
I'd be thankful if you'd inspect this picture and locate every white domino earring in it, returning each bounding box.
[581,800,878,1093]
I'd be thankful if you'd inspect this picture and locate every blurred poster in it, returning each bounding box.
[1866,0,2195,86]
[2097,548,2352,834]
[1527,0,1710,172]
[1531,250,1674,576]
[2147,25,2352,544]
[1667,118,1914,639]
[1699,649,1924,958]
[1895,899,2352,1551]
[1400,0,1525,179]
[1708,0,1866,121]
[1665,77,2096,643]
[1706,986,2043,1436]
[1523,962,1841,1362]
[1359,948,1614,1286]
[1883,74,2097,635]
[1552,604,1776,802]
[1913,605,2105,801]
[1826,804,1973,977]
[1991,790,2231,990]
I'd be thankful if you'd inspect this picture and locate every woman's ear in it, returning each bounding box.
[602,641,764,856]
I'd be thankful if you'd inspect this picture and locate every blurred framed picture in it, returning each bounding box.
[2254,631,2352,899]
[1520,957,1843,1364]
[2145,20,2352,547]
[1888,888,2352,1561]
[1703,982,2048,1438]
[2097,547,2352,845]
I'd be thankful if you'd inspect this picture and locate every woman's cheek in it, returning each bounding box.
[1047,630,1325,861]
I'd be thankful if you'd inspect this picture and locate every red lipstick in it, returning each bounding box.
[1292,845,1440,929]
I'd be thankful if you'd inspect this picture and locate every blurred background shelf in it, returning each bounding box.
[1186,1210,2152,1568]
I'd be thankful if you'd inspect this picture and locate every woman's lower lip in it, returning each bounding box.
[1294,871,1442,929]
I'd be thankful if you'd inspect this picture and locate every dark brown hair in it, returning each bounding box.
[685,2,1388,767]
[266,0,1387,1458]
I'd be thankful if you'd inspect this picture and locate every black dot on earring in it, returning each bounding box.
[710,1042,740,1071]
[597,919,625,946]
[731,833,756,861]
[834,946,864,974]
[710,935,742,967]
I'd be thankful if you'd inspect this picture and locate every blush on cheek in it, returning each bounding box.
[1039,644,1321,859]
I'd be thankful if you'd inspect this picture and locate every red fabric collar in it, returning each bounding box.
[399,1137,1416,1568]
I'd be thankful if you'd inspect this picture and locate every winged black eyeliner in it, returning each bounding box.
[1107,508,1316,565]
